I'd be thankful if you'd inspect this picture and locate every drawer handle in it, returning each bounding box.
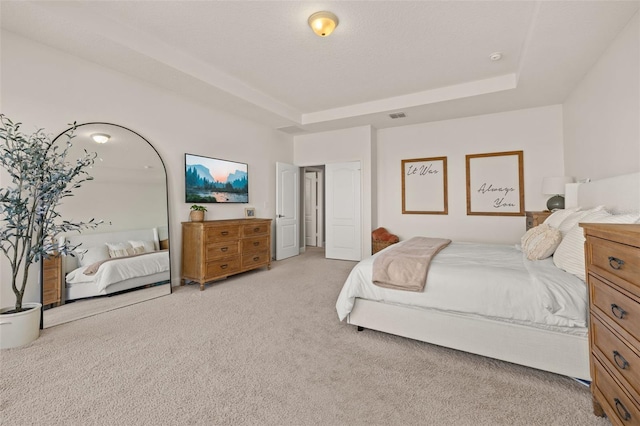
[613,351,630,370]
[254,227,260,232]
[220,264,228,269]
[611,304,627,320]
[614,398,631,422]
[608,256,625,270]
[220,247,228,252]
[221,231,229,236]
[253,242,260,246]
[253,256,259,261]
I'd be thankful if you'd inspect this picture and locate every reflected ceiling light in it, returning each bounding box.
[91,133,110,144]
[308,11,339,37]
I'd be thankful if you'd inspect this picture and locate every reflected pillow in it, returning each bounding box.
[75,245,110,267]
[129,240,156,253]
[522,225,562,260]
[106,242,137,258]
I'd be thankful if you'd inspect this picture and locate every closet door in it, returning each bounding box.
[325,162,361,261]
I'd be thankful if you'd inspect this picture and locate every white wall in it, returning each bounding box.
[294,126,375,257]
[377,105,565,244]
[0,32,293,307]
[563,12,639,181]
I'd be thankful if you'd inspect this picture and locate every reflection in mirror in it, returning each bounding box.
[42,123,171,328]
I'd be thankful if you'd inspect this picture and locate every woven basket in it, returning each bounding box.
[372,239,397,254]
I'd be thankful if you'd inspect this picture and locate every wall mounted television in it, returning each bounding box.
[185,153,248,203]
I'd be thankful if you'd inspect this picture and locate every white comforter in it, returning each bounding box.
[336,242,588,334]
[66,251,170,292]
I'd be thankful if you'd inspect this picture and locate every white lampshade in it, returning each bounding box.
[542,176,574,195]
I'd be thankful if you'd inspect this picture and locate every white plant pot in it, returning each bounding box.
[0,302,42,349]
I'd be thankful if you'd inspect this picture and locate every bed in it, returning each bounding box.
[60,228,171,301]
[336,173,640,380]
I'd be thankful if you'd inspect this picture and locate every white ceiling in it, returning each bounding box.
[1,1,638,134]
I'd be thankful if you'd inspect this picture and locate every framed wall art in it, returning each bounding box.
[465,150,524,216]
[401,156,448,214]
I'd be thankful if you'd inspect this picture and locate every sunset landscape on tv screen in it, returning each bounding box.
[185,154,248,203]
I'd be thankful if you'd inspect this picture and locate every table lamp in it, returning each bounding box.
[542,176,574,211]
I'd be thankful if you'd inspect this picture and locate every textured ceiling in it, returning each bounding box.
[1,1,638,134]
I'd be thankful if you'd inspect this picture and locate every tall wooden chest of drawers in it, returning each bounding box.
[181,218,272,291]
[582,223,640,425]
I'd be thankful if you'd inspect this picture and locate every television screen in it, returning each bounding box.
[185,153,248,203]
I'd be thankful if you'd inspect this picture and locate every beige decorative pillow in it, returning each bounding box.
[129,240,156,253]
[106,242,135,258]
[523,226,562,260]
[521,224,550,252]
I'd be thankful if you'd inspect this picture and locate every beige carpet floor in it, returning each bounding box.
[1,248,609,425]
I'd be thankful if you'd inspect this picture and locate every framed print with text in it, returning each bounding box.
[402,157,448,214]
[466,150,524,216]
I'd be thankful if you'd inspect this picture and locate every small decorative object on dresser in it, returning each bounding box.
[181,218,272,290]
[244,207,255,218]
[525,210,553,230]
[189,205,207,222]
[581,223,640,425]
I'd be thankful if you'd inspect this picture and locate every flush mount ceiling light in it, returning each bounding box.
[489,52,503,61]
[91,133,110,144]
[308,11,339,37]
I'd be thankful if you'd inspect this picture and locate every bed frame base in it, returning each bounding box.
[348,298,591,380]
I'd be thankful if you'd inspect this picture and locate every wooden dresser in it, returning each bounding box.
[42,254,63,307]
[525,210,553,230]
[181,218,272,291]
[582,223,640,425]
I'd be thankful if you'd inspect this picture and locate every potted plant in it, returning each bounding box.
[0,115,99,349]
[189,205,207,222]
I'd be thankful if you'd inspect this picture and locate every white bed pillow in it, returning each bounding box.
[543,207,581,229]
[520,224,549,251]
[129,240,156,253]
[553,211,639,280]
[105,242,142,258]
[556,206,605,237]
[74,245,110,267]
[522,225,562,260]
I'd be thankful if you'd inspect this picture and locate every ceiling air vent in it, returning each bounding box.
[389,112,406,119]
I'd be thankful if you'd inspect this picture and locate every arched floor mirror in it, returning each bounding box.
[42,123,171,328]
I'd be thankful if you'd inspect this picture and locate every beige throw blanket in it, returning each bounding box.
[372,236,451,292]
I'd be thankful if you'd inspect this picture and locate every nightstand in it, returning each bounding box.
[525,211,553,230]
[42,254,63,307]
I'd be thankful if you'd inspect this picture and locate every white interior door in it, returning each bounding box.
[304,172,318,247]
[325,162,361,261]
[276,162,299,260]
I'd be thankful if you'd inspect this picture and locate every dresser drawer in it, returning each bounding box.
[43,288,60,306]
[591,275,640,341]
[588,237,640,291]
[206,241,240,261]
[592,316,640,400]
[242,251,269,268]
[243,222,269,237]
[593,359,640,425]
[206,257,240,278]
[205,225,240,242]
[242,236,269,254]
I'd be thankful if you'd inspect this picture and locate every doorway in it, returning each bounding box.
[303,167,324,248]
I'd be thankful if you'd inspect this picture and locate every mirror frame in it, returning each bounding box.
[41,122,172,328]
